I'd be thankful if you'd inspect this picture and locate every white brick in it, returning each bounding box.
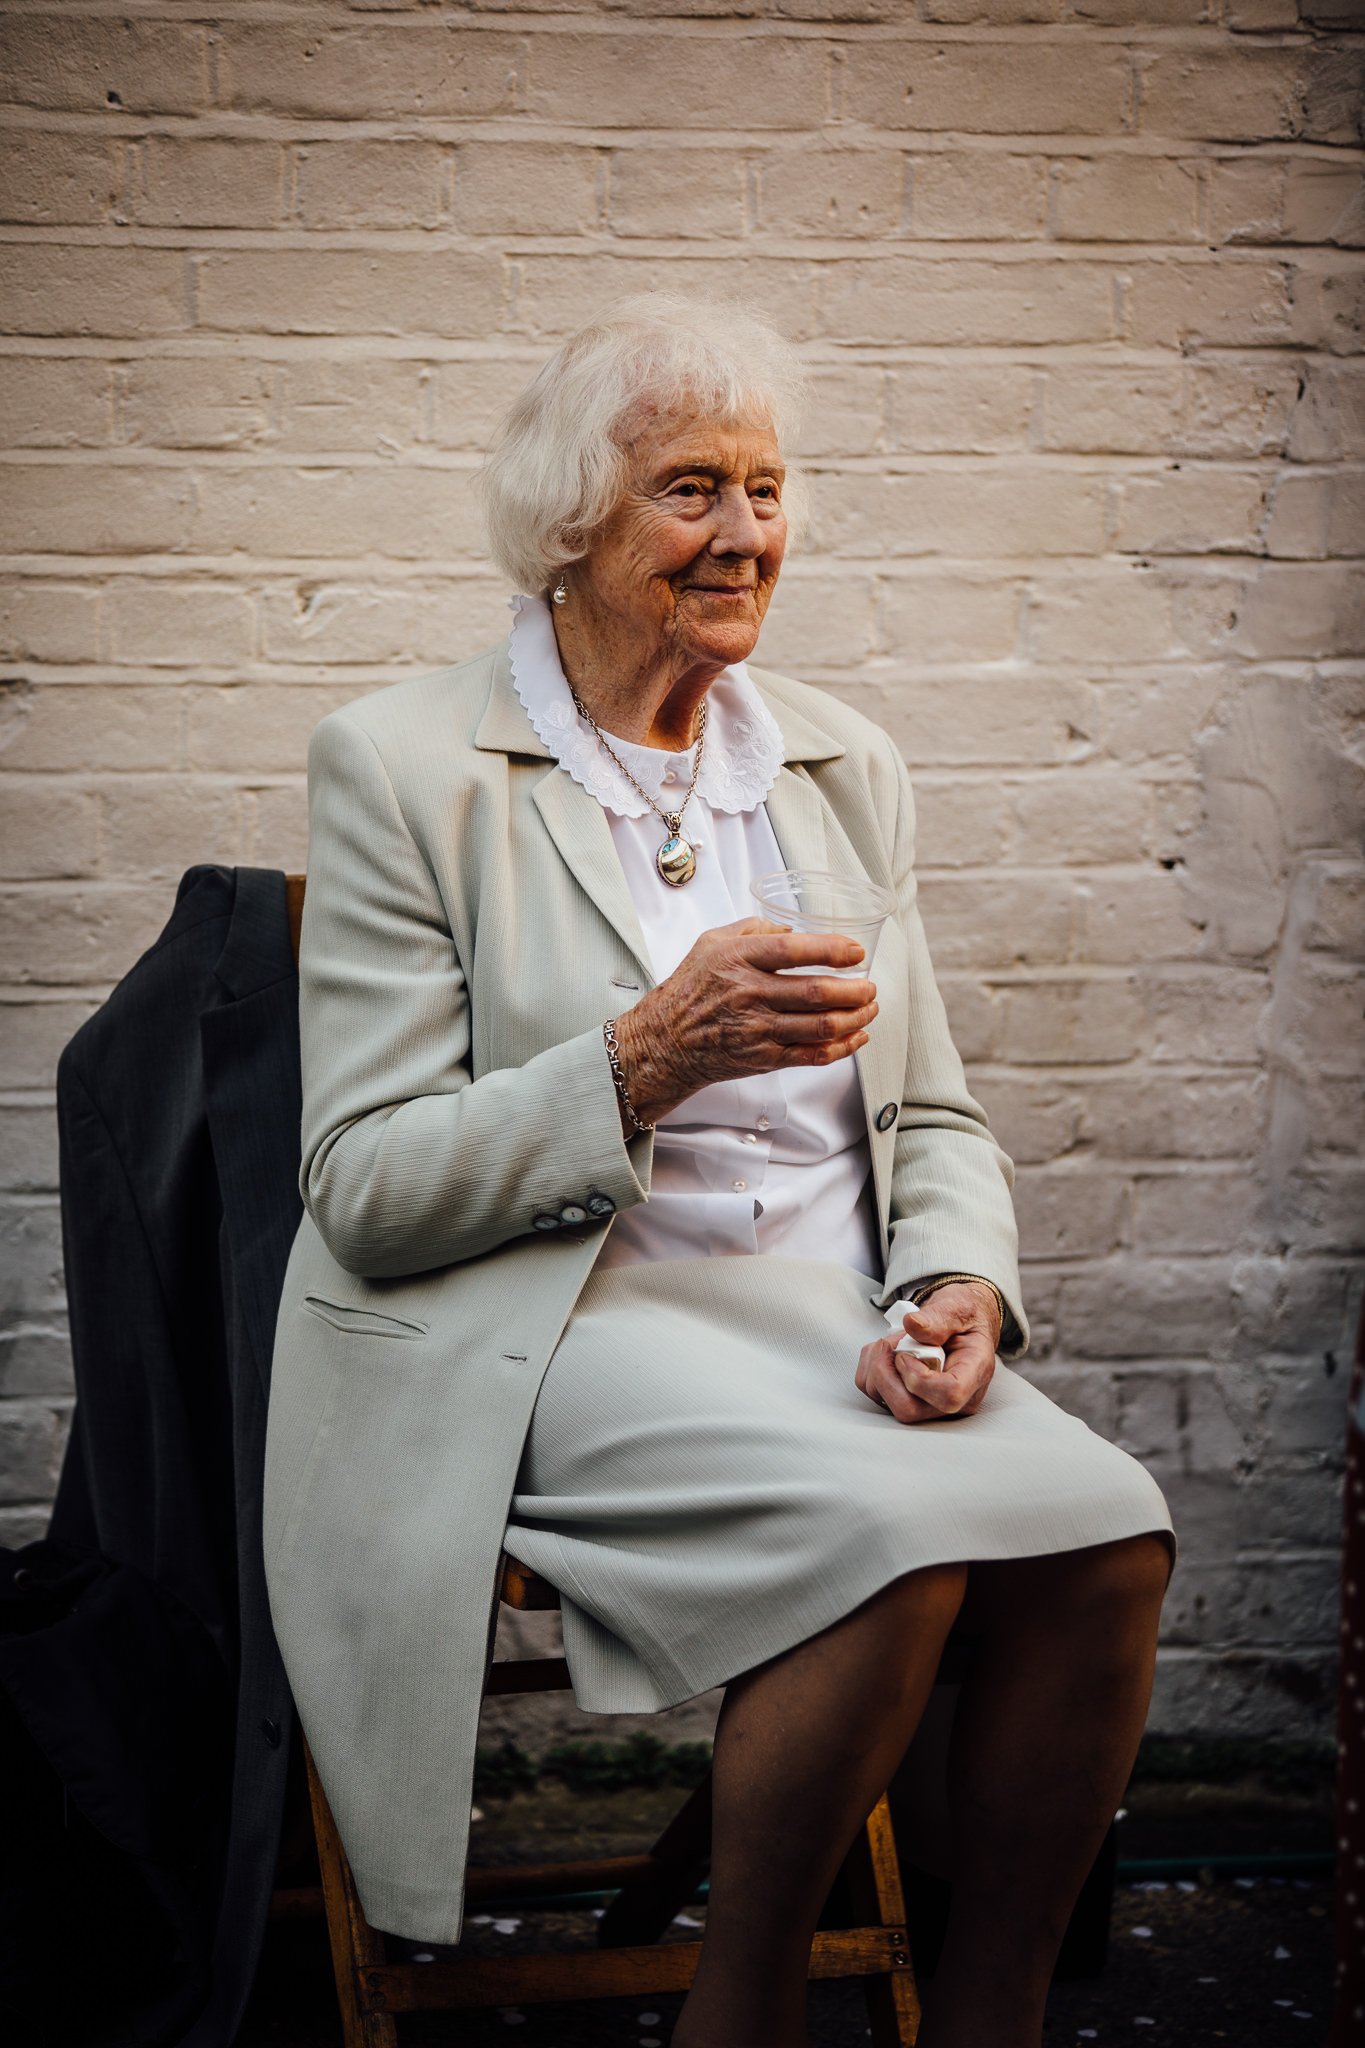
[216,22,520,119]
[884,362,1033,453]
[1048,156,1201,244]
[1015,1165,1128,1260]
[524,33,826,131]
[0,247,187,338]
[0,1104,59,1193]
[0,686,184,774]
[294,141,450,232]
[0,16,209,115]
[0,359,113,449]
[0,781,99,880]
[844,40,1133,134]
[1080,1073,1267,1161]
[193,250,504,340]
[138,138,285,230]
[0,1330,72,1400]
[0,133,125,227]
[822,256,1115,345]
[0,997,102,1091]
[0,1202,64,1324]
[99,777,246,881]
[188,464,486,562]
[0,581,102,665]
[1008,770,1152,863]
[0,884,173,988]
[0,464,195,556]
[612,149,743,240]
[909,153,1046,240]
[756,149,904,238]
[1114,470,1272,557]
[995,976,1145,1064]
[102,583,256,668]
[811,467,1105,558]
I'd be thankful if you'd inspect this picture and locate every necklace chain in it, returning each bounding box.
[565,684,708,837]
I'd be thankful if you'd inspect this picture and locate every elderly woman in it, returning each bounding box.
[263,297,1176,2048]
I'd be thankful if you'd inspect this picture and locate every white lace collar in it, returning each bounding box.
[506,591,783,820]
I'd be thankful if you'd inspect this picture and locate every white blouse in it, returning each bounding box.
[508,593,883,1281]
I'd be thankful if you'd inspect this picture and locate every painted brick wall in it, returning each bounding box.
[1,1,1361,1736]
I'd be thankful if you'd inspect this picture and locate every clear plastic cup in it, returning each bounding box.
[749,867,897,976]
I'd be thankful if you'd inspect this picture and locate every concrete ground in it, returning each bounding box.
[241,1757,1337,2046]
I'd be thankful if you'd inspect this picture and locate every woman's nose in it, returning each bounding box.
[709,485,766,558]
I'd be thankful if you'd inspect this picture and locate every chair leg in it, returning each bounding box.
[596,1770,713,1948]
[841,1793,922,2047]
[303,1738,399,2048]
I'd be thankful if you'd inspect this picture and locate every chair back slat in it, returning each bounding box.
[285,874,306,967]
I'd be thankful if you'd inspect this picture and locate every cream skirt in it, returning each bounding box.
[502,1256,1177,1713]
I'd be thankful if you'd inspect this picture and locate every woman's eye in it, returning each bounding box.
[673,480,706,499]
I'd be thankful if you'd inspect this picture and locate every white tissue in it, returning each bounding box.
[883,1300,946,1369]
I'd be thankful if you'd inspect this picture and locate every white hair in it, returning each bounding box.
[477,293,810,596]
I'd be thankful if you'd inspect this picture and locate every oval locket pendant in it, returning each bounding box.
[656,832,697,887]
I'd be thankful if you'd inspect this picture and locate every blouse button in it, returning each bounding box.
[743,1132,758,1144]
[732,1179,747,1193]
[756,1116,770,1131]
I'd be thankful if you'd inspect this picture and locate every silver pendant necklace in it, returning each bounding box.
[565,683,708,888]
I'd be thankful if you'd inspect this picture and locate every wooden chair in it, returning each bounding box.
[280,873,950,2043]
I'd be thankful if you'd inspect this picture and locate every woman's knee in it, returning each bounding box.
[959,1532,1171,1637]
[884,1558,970,1627]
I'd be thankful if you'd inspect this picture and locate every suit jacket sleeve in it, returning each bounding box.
[299,710,652,1279]
[874,735,1029,1358]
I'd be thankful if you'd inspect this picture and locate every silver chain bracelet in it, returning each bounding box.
[603,1017,655,1138]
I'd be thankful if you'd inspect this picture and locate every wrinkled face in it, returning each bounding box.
[573,404,788,672]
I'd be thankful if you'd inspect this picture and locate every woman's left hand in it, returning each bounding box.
[854,1283,1002,1425]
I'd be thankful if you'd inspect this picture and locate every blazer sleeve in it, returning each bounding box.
[298,709,652,1279]
[872,735,1029,1357]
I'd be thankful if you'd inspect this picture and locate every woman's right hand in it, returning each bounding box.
[609,916,879,1128]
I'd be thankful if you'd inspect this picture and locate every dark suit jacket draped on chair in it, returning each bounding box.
[13,865,303,2046]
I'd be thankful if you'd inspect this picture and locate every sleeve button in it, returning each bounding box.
[559,1203,588,1225]
[586,1190,616,1217]
[532,1213,562,1231]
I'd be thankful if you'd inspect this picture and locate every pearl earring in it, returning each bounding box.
[551,576,568,606]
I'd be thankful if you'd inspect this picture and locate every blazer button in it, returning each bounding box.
[875,1102,898,1133]
[532,1213,562,1231]
[261,1717,282,1749]
[559,1203,588,1225]
[585,1190,616,1218]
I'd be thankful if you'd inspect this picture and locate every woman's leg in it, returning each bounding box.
[916,1531,1175,2048]
[671,1560,969,2048]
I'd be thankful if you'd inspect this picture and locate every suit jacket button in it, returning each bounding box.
[586,1190,616,1217]
[532,1213,561,1231]
[876,1102,898,1133]
[559,1203,588,1224]
[261,1718,282,1749]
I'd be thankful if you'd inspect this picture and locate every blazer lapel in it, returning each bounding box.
[530,768,657,990]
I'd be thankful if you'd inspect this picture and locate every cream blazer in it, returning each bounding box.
[262,636,1027,1942]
